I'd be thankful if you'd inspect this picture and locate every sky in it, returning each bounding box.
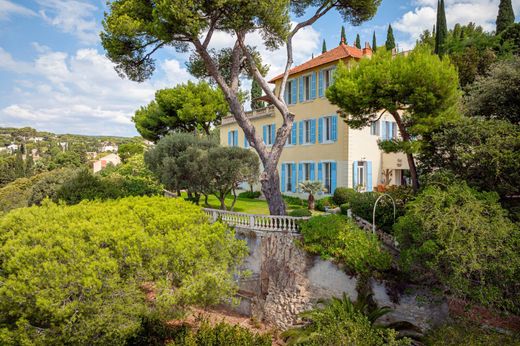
[0,0,519,137]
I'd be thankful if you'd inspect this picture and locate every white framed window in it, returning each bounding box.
[265,124,275,145]
[228,130,238,147]
[323,162,332,193]
[303,162,312,181]
[286,124,296,146]
[286,163,293,192]
[324,68,335,89]
[357,161,366,188]
[324,116,333,142]
[370,120,380,136]
[304,120,312,143]
[303,74,312,101]
[287,80,295,104]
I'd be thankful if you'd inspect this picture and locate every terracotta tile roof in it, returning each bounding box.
[269,43,369,83]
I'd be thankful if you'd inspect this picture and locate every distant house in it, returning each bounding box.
[86,151,98,160]
[93,153,121,173]
[100,142,118,153]
[29,136,44,142]
[7,144,19,153]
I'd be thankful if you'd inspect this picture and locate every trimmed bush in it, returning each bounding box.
[238,191,262,199]
[183,320,272,346]
[315,196,335,212]
[340,203,350,216]
[282,194,306,207]
[332,187,357,206]
[288,208,312,217]
[394,182,520,313]
[300,214,391,275]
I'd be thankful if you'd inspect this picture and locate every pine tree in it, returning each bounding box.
[322,39,327,53]
[25,154,34,177]
[372,31,377,52]
[250,79,263,110]
[340,26,346,44]
[385,24,396,51]
[496,0,515,34]
[355,34,361,48]
[14,150,24,178]
[435,0,448,55]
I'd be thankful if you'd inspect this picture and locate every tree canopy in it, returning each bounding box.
[385,24,395,50]
[326,47,460,191]
[133,81,228,142]
[496,0,515,34]
[0,196,248,344]
[434,0,448,55]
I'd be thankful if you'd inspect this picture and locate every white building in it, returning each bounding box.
[92,153,121,173]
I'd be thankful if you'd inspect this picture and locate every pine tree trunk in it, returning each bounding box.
[391,111,420,193]
[308,194,315,210]
[261,169,286,215]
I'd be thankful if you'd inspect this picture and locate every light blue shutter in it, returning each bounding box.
[310,72,317,99]
[310,162,315,181]
[353,161,359,187]
[381,122,387,140]
[284,87,288,104]
[318,117,323,143]
[281,164,286,192]
[228,131,232,146]
[291,163,297,192]
[299,77,304,103]
[244,134,249,148]
[298,163,303,186]
[367,161,373,192]
[291,123,297,145]
[310,119,316,144]
[392,122,397,139]
[318,162,323,183]
[291,80,297,105]
[263,125,267,144]
[271,124,276,145]
[332,115,338,141]
[234,131,238,146]
[299,121,303,144]
[331,162,337,193]
[318,70,324,97]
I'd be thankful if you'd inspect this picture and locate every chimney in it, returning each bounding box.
[362,42,373,57]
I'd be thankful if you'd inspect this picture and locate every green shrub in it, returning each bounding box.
[239,191,262,199]
[332,187,357,206]
[394,182,520,313]
[315,196,335,212]
[27,168,73,206]
[283,293,411,346]
[0,197,248,345]
[283,194,306,207]
[56,168,122,204]
[340,203,350,215]
[183,320,272,346]
[288,208,312,217]
[300,215,391,275]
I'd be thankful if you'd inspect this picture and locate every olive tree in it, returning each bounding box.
[101,0,382,215]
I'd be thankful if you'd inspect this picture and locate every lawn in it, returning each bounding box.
[179,192,307,215]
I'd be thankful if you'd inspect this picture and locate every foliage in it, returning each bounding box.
[300,215,391,275]
[500,23,520,55]
[183,319,272,346]
[418,118,520,201]
[314,196,335,212]
[283,293,410,346]
[372,31,377,52]
[238,191,262,199]
[288,208,312,217]
[333,187,358,206]
[423,318,520,346]
[133,82,228,141]
[322,39,327,53]
[341,25,346,44]
[0,197,248,345]
[463,57,520,124]
[299,181,326,210]
[283,195,306,207]
[250,79,264,110]
[496,0,515,34]
[385,24,395,50]
[355,33,361,48]
[394,182,520,313]
[434,0,448,55]
[118,141,144,163]
[27,168,73,206]
[0,177,33,215]
[327,46,460,191]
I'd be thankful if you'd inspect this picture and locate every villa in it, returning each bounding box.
[220,41,410,195]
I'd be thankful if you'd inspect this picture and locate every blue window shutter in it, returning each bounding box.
[353,161,359,187]
[271,124,276,145]
[291,163,297,192]
[299,77,304,103]
[310,162,315,181]
[318,70,324,97]
[234,131,238,146]
[291,80,297,105]
[381,121,387,140]
[281,164,286,192]
[298,163,303,186]
[392,122,397,139]
[367,161,373,192]
[331,162,337,193]
[299,121,303,144]
[332,115,338,141]
[311,72,317,99]
[284,87,288,104]
[318,117,323,143]
[263,125,267,144]
[310,119,316,143]
[318,162,323,184]
[244,133,249,148]
[291,123,297,144]
[228,131,232,146]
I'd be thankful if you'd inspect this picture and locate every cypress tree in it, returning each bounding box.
[385,24,396,51]
[435,0,448,55]
[496,0,515,34]
[340,26,346,44]
[355,34,361,48]
[372,31,377,52]
[250,79,263,110]
[322,39,327,53]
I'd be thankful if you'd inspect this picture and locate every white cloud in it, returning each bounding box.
[394,0,520,50]
[37,0,100,45]
[0,0,36,20]
[0,45,192,136]
[162,59,195,85]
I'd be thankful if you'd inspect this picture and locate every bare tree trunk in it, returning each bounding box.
[218,192,227,210]
[391,111,420,193]
[308,194,315,210]
[261,169,286,215]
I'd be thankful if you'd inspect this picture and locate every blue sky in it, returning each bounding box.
[1,0,519,136]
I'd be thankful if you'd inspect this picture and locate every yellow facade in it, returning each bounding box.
[220,58,409,195]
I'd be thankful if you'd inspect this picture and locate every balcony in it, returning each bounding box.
[221,105,276,125]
